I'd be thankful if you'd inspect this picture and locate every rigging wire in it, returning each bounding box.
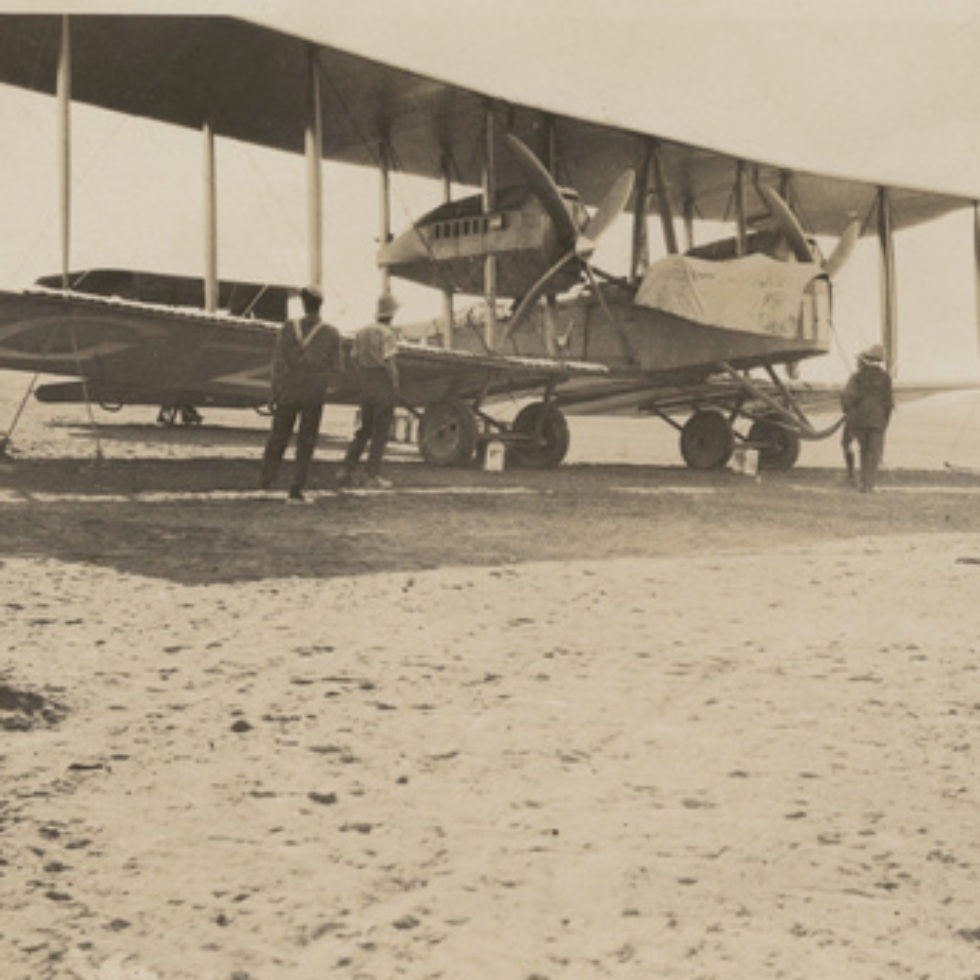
[315,60,473,296]
[68,324,103,464]
[0,325,58,458]
[945,388,980,464]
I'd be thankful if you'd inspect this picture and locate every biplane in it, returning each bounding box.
[0,13,975,470]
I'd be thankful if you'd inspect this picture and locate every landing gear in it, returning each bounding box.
[747,417,800,471]
[680,410,734,470]
[415,396,571,470]
[507,401,570,469]
[418,398,478,466]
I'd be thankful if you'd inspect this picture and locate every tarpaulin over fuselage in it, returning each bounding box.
[635,254,825,341]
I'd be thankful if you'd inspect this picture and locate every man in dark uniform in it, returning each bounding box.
[840,343,894,493]
[338,292,400,489]
[260,284,341,502]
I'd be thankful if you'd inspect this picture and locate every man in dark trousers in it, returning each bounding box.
[338,292,400,489]
[841,343,894,493]
[260,284,341,502]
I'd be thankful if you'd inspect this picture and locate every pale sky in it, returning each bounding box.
[0,0,977,383]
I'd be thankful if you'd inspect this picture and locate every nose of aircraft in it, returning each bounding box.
[377,226,428,269]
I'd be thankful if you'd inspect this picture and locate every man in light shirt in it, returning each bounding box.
[338,292,400,489]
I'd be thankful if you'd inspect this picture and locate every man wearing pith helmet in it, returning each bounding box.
[840,343,894,493]
[338,292,400,489]
[260,284,341,502]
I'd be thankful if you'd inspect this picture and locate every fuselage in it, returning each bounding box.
[400,253,832,378]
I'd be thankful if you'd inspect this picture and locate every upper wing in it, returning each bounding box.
[0,14,968,236]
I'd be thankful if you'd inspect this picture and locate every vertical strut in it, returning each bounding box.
[630,140,651,284]
[56,15,71,289]
[876,186,898,377]
[441,150,454,347]
[482,106,497,349]
[202,116,218,313]
[379,140,392,298]
[651,141,678,256]
[734,160,747,257]
[544,114,558,177]
[305,46,324,291]
[974,201,980,360]
[682,196,695,252]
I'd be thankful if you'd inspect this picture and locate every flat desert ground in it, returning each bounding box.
[2,373,980,979]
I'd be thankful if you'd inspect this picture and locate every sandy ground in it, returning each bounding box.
[2,373,980,979]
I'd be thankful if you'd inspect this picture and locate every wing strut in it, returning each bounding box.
[651,141,678,255]
[306,46,324,291]
[57,15,70,289]
[734,161,747,257]
[682,196,695,252]
[440,150,454,348]
[974,201,980,360]
[482,107,498,349]
[629,140,651,284]
[203,117,218,313]
[379,139,392,299]
[877,187,898,377]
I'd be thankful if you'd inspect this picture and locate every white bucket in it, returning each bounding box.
[732,447,759,476]
[483,440,506,472]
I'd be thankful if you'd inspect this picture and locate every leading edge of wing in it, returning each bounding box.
[395,341,608,379]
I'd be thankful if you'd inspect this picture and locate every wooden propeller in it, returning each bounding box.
[501,135,634,344]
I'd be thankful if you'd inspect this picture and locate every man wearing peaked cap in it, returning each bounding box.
[260,284,341,502]
[300,283,324,305]
[338,292,401,489]
[840,342,893,492]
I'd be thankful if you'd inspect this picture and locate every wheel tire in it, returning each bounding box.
[748,417,800,470]
[418,399,478,466]
[507,402,570,469]
[680,410,734,470]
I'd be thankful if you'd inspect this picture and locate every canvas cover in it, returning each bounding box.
[635,254,822,340]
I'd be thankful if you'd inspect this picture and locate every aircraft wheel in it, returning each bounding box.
[680,409,734,470]
[507,402,570,469]
[748,417,800,470]
[157,405,178,427]
[418,398,479,466]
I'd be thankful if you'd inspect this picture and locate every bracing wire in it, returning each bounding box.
[68,324,103,464]
[944,384,980,465]
[1,314,60,457]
